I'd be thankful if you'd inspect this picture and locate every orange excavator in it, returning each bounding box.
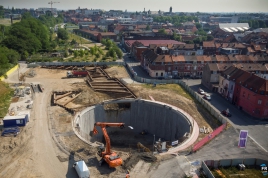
[91,122,125,168]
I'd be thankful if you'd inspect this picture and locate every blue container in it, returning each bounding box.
[3,114,28,128]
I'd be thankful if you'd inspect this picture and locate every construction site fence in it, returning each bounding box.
[127,65,227,125]
[201,161,215,178]
[202,158,268,178]
[205,158,268,168]
[27,61,125,68]
[192,123,226,152]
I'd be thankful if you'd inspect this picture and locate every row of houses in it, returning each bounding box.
[215,66,268,119]
[140,48,268,78]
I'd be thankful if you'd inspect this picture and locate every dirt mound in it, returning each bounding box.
[123,152,157,169]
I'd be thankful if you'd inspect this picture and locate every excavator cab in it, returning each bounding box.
[97,145,105,157]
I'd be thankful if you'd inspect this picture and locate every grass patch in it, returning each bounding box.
[0,81,13,118]
[68,33,91,44]
[142,84,193,100]
[210,166,264,178]
[0,18,20,26]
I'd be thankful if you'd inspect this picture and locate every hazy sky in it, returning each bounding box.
[1,0,268,12]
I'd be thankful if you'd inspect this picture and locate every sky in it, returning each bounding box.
[1,0,268,13]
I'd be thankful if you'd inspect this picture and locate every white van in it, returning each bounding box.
[73,160,90,178]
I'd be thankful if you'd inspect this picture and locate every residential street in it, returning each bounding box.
[184,78,268,152]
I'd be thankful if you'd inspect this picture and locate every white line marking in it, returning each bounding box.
[248,135,268,152]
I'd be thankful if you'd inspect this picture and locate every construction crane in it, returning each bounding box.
[48,1,60,14]
[91,122,125,168]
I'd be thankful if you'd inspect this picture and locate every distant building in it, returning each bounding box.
[170,7,172,13]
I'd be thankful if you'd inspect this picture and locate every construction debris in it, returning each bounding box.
[52,90,85,113]
[86,67,137,99]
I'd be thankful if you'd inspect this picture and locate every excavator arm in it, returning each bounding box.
[92,122,125,156]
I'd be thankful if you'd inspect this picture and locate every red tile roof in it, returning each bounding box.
[125,40,185,47]
[203,41,215,48]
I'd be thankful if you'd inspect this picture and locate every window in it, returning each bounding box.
[258,100,262,105]
[175,67,178,70]
[161,73,163,76]
[16,120,23,124]
[156,72,158,76]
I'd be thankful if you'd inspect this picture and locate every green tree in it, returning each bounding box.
[64,50,68,58]
[57,28,69,40]
[100,39,106,45]
[158,28,167,35]
[207,35,214,41]
[105,39,113,49]
[0,6,4,18]
[79,50,84,57]
[70,39,77,45]
[145,25,150,30]
[195,23,202,29]
[74,50,78,58]
[21,51,29,60]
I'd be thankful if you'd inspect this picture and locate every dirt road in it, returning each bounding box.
[1,66,76,178]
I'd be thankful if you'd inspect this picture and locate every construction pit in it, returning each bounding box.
[73,99,197,154]
[0,66,219,178]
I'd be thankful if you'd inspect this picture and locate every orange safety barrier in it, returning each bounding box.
[192,123,226,152]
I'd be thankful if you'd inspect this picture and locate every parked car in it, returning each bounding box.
[221,109,232,117]
[173,76,182,79]
[198,88,205,95]
[1,127,20,137]
[203,93,211,100]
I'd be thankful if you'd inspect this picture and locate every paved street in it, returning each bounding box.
[184,79,268,152]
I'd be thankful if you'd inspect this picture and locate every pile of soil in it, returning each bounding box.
[123,152,157,169]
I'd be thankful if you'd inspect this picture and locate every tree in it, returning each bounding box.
[0,6,4,18]
[188,40,194,44]
[64,50,68,58]
[145,25,150,30]
[21,51,29,60]
[195,23,202,29]
[74,50,78,58]
[70,39,77,45]
[79,50,84,57]
[158,28,167,35]
[57,28,69,40]
[207,35,214,41]
[100,39,106,45]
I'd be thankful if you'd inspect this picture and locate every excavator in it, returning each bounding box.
[91,122,125,168]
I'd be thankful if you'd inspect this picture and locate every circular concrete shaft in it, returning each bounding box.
[73,99,199,153]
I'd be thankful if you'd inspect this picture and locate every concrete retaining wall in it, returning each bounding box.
[28,61,125,68]
[75,99,191,144]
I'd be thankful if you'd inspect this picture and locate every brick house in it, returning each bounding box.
[170,44,203,56]
[215,42,247,55]
[201,63,233,91]
[237,74,268,119]
[202,41,216,55]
